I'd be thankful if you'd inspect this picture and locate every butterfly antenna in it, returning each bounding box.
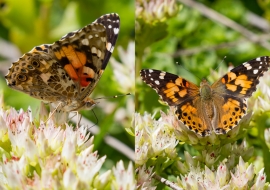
[176,61,202,81]
[200,56,227,80]
[86,93,131,128]
[94,93,131,100]
[214,56,227,71]
[91,109,99,127]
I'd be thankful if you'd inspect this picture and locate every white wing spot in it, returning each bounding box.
[97,49,102,58]
[253,69,258,74]
[244,63,252,70]
[259,66,262,69]
[114,28,119,34]
[106,42,112,51]
[108,25,112,28]
[101,37,106,42]
[160,72,166,76]
[89,35,93,39]
[109,46,114,53]
[91,47,97,54]
[149,69,154,73]
[159,75,164,79]
[155,80,160,85]
[95,34,99,37]
[256,57,261,61]
[150,78,153,81]
[81,39,89,46]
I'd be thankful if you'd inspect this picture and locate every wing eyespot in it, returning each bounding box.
[31,60,40,68]
[17,74,27,82]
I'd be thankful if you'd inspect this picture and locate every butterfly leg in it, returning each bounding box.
[46,102,63,123]
[76,111,82,129]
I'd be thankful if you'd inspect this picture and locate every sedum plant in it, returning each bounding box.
[0,100,135,190]
[135,66,270,189]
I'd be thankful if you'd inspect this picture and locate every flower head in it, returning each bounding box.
[136,165,156,189]
[0,102,135,189]
[111,161,135,190]
[136,0,179,23]
[135,112,178,166]
[177,157,268,189]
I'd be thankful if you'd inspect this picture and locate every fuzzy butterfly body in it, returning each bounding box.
[5,13,120,111]
[140,56,270,136]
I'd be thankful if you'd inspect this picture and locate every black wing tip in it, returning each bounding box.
[248,56,270,65]
[140,68,149,73]
[95,13,120,24]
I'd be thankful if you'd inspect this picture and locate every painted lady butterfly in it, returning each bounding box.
[6,13,120,112]
[141,56,270,136]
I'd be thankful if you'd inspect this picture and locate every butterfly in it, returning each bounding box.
[140,56,270,136]
[5,13,120,112]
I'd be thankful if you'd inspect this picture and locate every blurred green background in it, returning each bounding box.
[136,0,270,114]
[0,0,134,168]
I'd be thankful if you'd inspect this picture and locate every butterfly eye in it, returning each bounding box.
[17,74,27,81]
[84,101,97,110]
[31,60,40,68]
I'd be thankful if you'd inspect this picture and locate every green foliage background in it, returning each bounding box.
[0,0,134,169]
[137,0,270,113]
[136,0,270,186]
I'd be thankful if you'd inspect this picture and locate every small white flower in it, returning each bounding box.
[111,161,135,190]
[134,112,178,165]
[1,155,27,189]
[264,128,270,149]
[76,148,105,184]
[136,0,179,23]
[63,168,78,189]
[251,168,267,189]
[94,170,111,189]
[110,41,135,93]
[216,164,229,187]
[136,165,156,189]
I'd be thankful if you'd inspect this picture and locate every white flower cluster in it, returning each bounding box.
[0,104,135,189]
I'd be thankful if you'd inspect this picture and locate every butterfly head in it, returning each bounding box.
[81,98,98,111]
[200,78,209,85]
[58,98,97,112]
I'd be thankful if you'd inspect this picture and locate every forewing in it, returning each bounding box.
[5,13,120,104]
[212,56,270,98]
[49,13,120,98]
[212,56,270,134]
[94,13,120,69]
[5,51,76,102]
[140,69,199,106]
